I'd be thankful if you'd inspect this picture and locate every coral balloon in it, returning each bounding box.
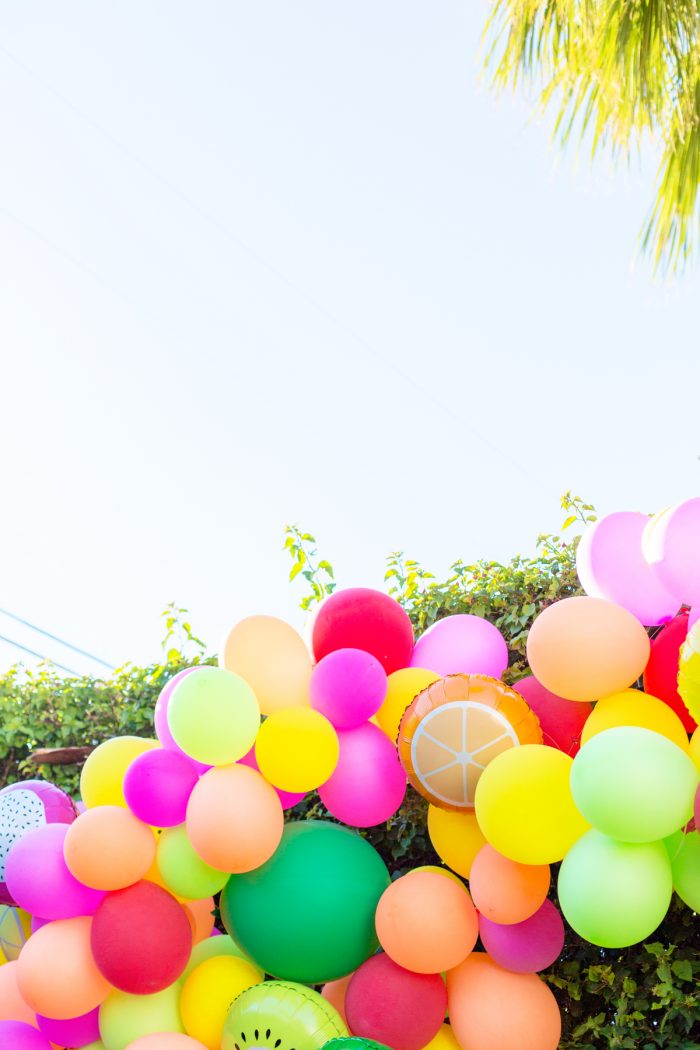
[180,955,264,1049]
[99,984,184,1050]
[312,588,414,674]
[469,845,550,924]
[345,954,446,1050]
[410,615,508,679]
[526,596,650,702]
[0,1023,52,1049]
[123,750,199,828]
[310,649,387,729]
[478,900,565,973]
[375,869,478,973]
[81,737,160,809]
[237,747,306,809]
[156,825,228,900]
[220,615,312,715]
[0,780,77,906]
[167,667,260,766]
[377,668,440,743]
[0,961,36,1025]
[153,669,210,775]
[581,689,690,751]
[322,975,353,1028]
[643,498,700,606]
[6,824,105,919]
[255,707,339,793]
[447,953,561,1050]
[126,1037,207,1050]
[37,1006,101,1047]
[319,723,406,827]
[182,896,215,944]
[644,612,697,732]
[186,765,284,873]
[17,916,111,1020]
[512,677,592,756]
[427,806,486,879]
[64,806,156,890]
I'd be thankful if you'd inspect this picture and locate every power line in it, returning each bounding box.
[0,632,80,676]
[0,607,113,669]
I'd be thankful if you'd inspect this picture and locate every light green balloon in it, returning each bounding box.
[167,666,260,765]
[181,932,252,980]
[83,1043,106,1050]
[558,830,672,948]
[570,726,698,842]
[99,984,184,1050]
[668,829,700,911]
[157,823,228,898]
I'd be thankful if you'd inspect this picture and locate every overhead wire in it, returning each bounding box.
[0,606,113,668]
[0,632,80,676]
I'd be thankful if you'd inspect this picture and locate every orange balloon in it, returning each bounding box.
[447,953,561,1050]
[469,845,550,924]
[220,615,312,715]
[321,973,353,1028]
[17,917,112,1020]
[526,596,650,702]
[0,960,37,1025]
[64,806,156,890]
[186,765,284,872]
[375,870,478,974]
[182,897,216,944]
[126,1036,208,1049]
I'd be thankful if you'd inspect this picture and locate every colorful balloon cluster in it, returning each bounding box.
[0,501,699,1050]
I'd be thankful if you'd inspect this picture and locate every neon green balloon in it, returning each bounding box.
[167,666,260,765]
[99,984,184,1050]
[558,830,672,948]
[570,727,698,842]
[157,824,228,899]
[668,829,700,912]
[222,981,347,1050]
[182,933,252,980]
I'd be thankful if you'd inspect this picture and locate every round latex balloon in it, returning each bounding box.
[644,612,697,732]
[474,745,589,864]
[321,975,352,1029]
[99,984,185,1050]
[318,723,406,828]
[0,780,77,906]
[375,869,478,973]
[580,689,690,752]
[377,668,440,743]
[410,615,508,679]
[678,620,700,725]
[427,805,486,878]
[643,499,700,606]
[310,649,387,729]
[468,845,550,924]
[91,881,192,995]
[222,982,347,1050]
[577,512,679,625]
[420,1026,461,1050]
[398,675,542,810]
[37,1006,101,1047]
[153,669,210,775]
[478,899,565,974]
[0,961,36,1025]
[181,933,252,981]
[237,747,306,809]
[182,897,215,945]
[345,954,446,1050]
[167,667,260,766]
[126,1037,208,1049]
[123,749,199,828]
[570,727,698,842]
[526,597,650,702]
[63,806,156,890]
[81,737,160,809]
[558,831,672,948]
[0,1023,52,1049]
[221,821,390,983]
[0,906,31,961]
[255,707,339,793]
[156,825,228,900]
[512,677,592,756]
[446,953,561,1050]
[311,588,414,675]
[5,823,105,919]
[668,830,700,912]
[17,916,111,1020]
[180,955,263,1048]
[186,764,284,873]
[323,1041,390,1050]
[220,615,312,715]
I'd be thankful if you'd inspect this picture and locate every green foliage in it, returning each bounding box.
[284,525,336,611]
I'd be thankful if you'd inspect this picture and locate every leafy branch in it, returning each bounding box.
[283,526,336,612]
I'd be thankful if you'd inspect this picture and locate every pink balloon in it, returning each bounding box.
[5,824,105,919]
[124,749,199,827]
[125,1035,208,1048]
[0,1021,52,1049]
[410,615,508,678]
[238,747,305,809]
[694,783,700,831]
[153,669,211,775]
[310,648,388,729]
[644,498,700,607]
[0,780,77,906]
[319,722,406,827]
[512,677,592,756]
[37,1006,100,1047]
[689,607,699,631]
[478,899,564,974]
[577,512,679,626]
[30,916,50,934]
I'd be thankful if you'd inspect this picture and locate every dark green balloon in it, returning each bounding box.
[221,820,390,983]
[323,1040,391,1050]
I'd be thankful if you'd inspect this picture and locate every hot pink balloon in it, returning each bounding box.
[410,615,508,678]
[0,1022,52,1049]
[238,747,305,809]
[153,668,211,775]
[694,783,700,830]
[513,676,592,756]
[644,498,700,607]
[37,1006,100,1047]
[5,823,105,919]
[30,915,50,934]
[310,648,388,729]
[689,607,699,631]
[319,722,406,827]
[0,780,77,905]
[124,749,199,827]
[577,512,679,626]
[478,899,564,974]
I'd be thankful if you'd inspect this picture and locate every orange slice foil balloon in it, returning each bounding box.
[397,674,542,811]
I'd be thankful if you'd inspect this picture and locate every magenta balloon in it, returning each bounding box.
[0,780,77,905]
[478,899,565,974]
[310,648,388,729]
[238,747,305,809]
[577,512,679,626]
[0,1021,52,1049]
[123,749,199,827]
[644,499,700,607]
[689,607,699,631]
[5,824,105,919]
[37,1006,100,1047]
[30,915,50,934]
[153,668,211,775]
[513,676,592,756]
[319,722,406,827]
[409,615,508,678]
[694,783,700,830]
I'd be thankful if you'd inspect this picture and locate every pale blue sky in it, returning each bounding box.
[0,0,697,674]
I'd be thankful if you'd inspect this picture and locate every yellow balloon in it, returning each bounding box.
[180,955,263,1048]
[80,736,159,808]
[427,805,486,879]
[421,1024,461,1050]
[255,706,339,792]
[582,690,690,752]
[220,615,312,715]
[182,933,252,981]
[378,668,440,742]
[475,745,590,864]
[690,726,700,774]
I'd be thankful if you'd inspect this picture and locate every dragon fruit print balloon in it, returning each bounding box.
[0,781,77,905]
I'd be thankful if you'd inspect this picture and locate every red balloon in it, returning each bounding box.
[90,881,192,994]
[513,677,592,756]
[312,589,414,675]
[644,612,697,733]
[345,953,446,1050]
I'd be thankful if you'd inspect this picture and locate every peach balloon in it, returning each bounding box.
[526,596,650,702]
[375,870,478,973]
[447,953,561,1050]
[220,616,312,715]
[126,1036,208,1049]
[0,961,37,1025]
[469,846,550,925]
[17,917,111,1020]
[186,765,284,872]
[182,897,215,944]
[321,974,353,1028]
[64,807,156,890]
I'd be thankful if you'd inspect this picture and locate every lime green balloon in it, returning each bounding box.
[167,666,260,765]
[157,823,228,898]
[222,981,347,1050]
[570,726,698,842]
[667,829,700,912]
[181,932,252,980]
[558,830,672,948]
[99,984,184,1050]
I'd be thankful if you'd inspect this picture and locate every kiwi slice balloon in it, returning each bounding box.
[223,981,348,1050]
[322,1040,391,1050]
